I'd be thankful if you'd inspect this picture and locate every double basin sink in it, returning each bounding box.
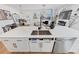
[31,30,52,35]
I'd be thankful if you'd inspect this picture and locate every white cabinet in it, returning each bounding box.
[29,38,55,52]
[3,39,16,51]
[2,37,55,52]
[14,38,29,52]
[54,39,65,53]
[29,39,40,52]
[54,38,76,53]
[2,37,29,52]
[41,39,55,52]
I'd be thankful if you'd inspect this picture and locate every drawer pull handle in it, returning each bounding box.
[13,43,17,48]
[4,40,9,41]
[17,40,22,41]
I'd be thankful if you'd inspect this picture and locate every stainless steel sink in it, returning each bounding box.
[31,30,51,35]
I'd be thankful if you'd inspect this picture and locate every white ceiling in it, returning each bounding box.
[4,4,73,17]
[5,4,72,10]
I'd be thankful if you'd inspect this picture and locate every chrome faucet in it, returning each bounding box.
[38,16,42,30]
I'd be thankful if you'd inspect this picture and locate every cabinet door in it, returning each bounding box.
[3,39,16,51]
[15,38,29,52]
[41,39,55,52]
[63,38,76,52]
[3,37,29,52]
[53,39,65,53]
[29,39,40,52]
[54,38,76,53]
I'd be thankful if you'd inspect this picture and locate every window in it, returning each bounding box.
[59,10,72,20]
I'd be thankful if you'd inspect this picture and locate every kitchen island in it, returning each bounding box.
[0,26,79,53]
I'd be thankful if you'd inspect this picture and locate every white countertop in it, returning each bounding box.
[50,26,79,37]
[0,26,79,38]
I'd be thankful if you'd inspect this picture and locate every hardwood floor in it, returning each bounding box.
[0,41,10,54]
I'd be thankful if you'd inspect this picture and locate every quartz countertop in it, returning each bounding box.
[0,26,79,38]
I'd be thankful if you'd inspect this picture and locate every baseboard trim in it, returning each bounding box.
[11,52,53,54]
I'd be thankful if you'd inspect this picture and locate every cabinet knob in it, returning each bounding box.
[39,39,43,40]
[52,38,54,40]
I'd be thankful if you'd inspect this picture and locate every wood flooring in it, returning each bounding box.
[0,41,10,54]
